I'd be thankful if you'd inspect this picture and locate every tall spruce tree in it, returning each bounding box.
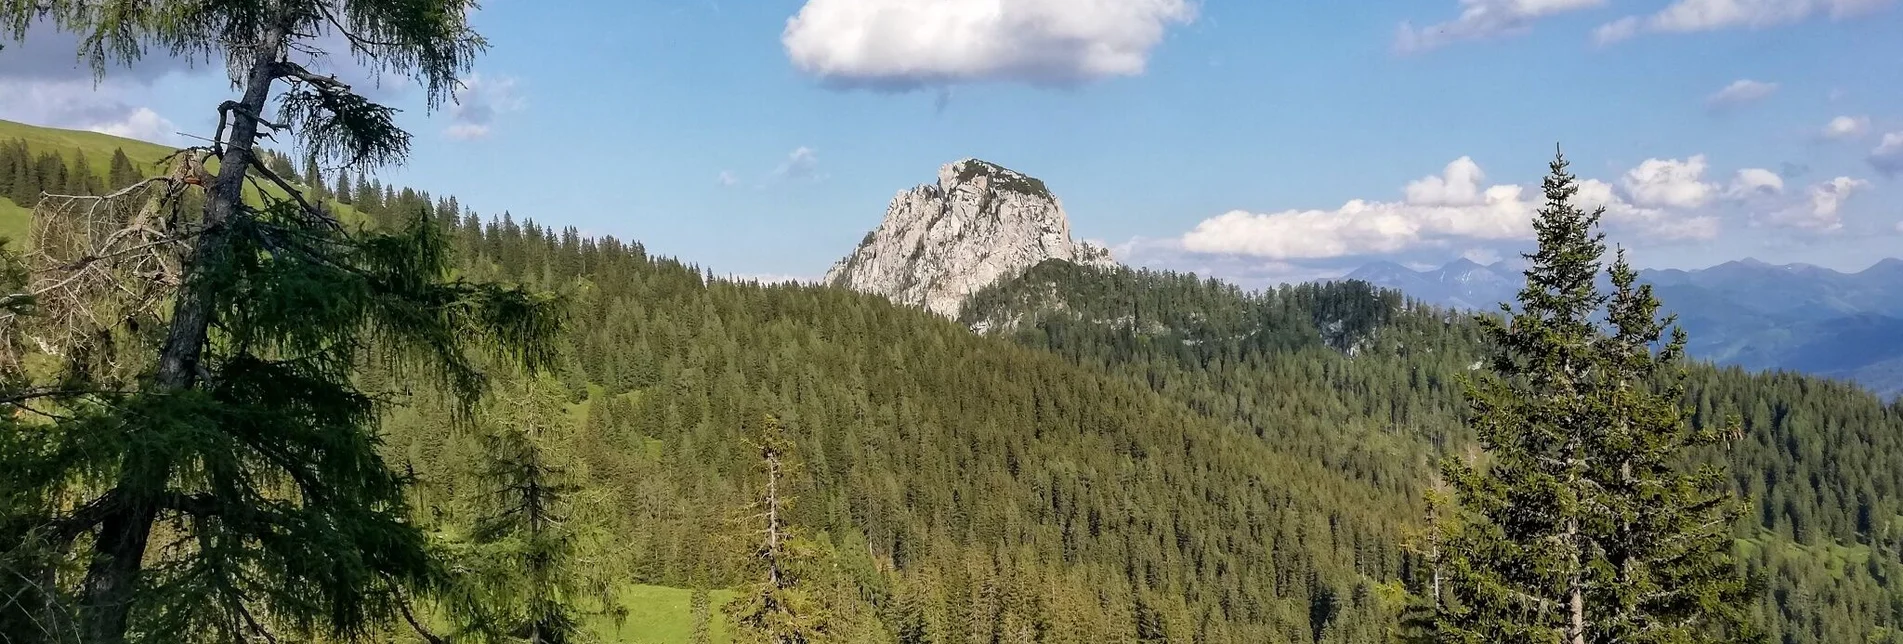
[0,3,561,644]
[1411,150,1756,643]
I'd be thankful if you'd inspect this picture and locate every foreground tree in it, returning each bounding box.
[436,374,606,644]
[0,2,565,643]
[728,415,831,644]
[1411,150,1757,643]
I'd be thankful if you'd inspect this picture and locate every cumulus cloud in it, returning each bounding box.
[0,78,183,144]
[1765,177,1868,231]
[775,147,822,180]
[90,108,179,143]
[1396,0,1605,52]
[1726,167,1785,198]
[1871,132,1903,177]
[1622,155,1718,208]
[781,0,1196,89]
[1114,237,1350,288]
[1178,155,1798,261]
[1821,115,1871,140]
[444,73,523,141]
[1706,79,1778,110]
[1596,0,1890,42]
[718,171,739,187]
[1180,157,1538,260]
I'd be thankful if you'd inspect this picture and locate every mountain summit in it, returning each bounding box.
[825,159,1115,317]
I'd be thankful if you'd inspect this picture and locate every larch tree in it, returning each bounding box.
[728,414,830,644]
[434,373,606,644]
[0,2,563,644]
[1412,149,1756,643]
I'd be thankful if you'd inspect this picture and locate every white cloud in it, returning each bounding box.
[1706,79,1778,110]
[1180,157,1538,260]
[1767,176,1868,232]
[718,170,739,187]
[1593,16,1642,42]
[89,107,178,144]
[0,77,182,145]
[1623,155,1715,209]
[723,273,816,285]
[443,124,489,141]
[1821,115,1871,140]
[781,0,1196,88]
[444,73,523,141]
[775,147,822,180]
[1726,167,1785,198]
[1396,0,1606,52]
[1177,155,1786,261]
[1870,132,1903,177]
[1597,0,1891,41]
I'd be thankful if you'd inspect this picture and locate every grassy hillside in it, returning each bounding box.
[0,118,374,245]
[0,119,178,242]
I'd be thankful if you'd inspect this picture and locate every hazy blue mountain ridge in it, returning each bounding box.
[1343,257,1903,397]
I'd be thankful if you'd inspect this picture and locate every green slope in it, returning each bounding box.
[601,585,736,644]
[0,118,368,244]
[0,119,179,243]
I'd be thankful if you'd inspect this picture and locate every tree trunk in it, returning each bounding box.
[1567,516,1586,644]
[75,19,288,644]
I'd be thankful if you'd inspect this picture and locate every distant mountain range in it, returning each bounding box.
[1344,258,1903,397]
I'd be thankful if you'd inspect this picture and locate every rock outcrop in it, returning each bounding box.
[825,159,1115,317]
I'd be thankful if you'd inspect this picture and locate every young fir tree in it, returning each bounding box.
[0,3,560,644]
[1410,150,1756,643]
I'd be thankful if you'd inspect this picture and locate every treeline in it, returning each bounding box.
[0,140,143,205]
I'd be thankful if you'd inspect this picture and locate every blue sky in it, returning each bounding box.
[4,0,1902,286]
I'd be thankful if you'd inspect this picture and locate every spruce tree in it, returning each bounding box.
[336,172,354,205]
[1412,149,1756,643]
[1,3,541,644]
[1591,250,1758,641]
[304,153,327,197]
[107,148,139,190]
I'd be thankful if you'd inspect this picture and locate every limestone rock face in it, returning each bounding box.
[825,159,1116,317]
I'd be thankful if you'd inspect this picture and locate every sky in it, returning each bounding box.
[3,0,1902,287]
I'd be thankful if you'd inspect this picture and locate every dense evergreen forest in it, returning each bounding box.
[287,165,1900,642]
[6,132,1903,642]
[364,182,1903,642]
[966,259,1903,643]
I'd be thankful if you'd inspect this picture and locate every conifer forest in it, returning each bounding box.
[3,1,1902,643]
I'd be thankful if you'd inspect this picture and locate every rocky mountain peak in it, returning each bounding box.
[826,159,1116,317]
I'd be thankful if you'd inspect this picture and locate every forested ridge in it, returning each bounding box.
[366,185,1903,642]
[965,258,1903,643]
[5,123,1903,642]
